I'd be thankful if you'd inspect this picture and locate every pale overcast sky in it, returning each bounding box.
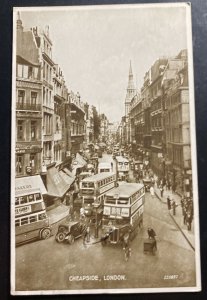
[17,4,188,122]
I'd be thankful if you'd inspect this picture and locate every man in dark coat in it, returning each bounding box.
[167,196,171,210]
[147,227,157,250]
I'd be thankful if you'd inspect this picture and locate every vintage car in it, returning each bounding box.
[142,178,152,192]
[55,220,86,244]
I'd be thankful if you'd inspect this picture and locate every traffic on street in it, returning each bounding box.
[15,146,195,291]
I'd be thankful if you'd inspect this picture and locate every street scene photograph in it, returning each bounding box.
[11,3,201,295]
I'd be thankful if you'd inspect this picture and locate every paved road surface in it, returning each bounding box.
[15,178,196,291]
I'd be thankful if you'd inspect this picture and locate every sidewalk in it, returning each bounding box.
[154,185,195,250]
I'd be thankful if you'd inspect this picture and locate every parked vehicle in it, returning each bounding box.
[55,220,86,244]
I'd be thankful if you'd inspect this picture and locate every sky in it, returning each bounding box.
[17,4,188,123]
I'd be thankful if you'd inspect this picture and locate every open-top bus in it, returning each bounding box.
[116,156,129,181]
[79,172,116,216]
[101,182,145,245]
[15,188,51,245]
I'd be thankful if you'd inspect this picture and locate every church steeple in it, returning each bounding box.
[16,11,23,31]
[125,61,136,116]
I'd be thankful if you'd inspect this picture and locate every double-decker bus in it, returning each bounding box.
[80,172,116,216]
[116,156,129,181]
[98,162,113,173]
[101,183,145,245]
[15,188,51,245]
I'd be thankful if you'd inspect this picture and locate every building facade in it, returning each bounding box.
[162,50,191,195]
[70,91,86,154]
[16,15,43,178]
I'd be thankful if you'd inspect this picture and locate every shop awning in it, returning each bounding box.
[46,165,72,198]
[71,164,83,176]
[63,168,74,178]
[75,153,87,166]
[59,170,75,186]
[15,175,47,196]
[71,153,87,175]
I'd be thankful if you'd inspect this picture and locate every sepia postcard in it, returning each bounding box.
[11,3,201,295]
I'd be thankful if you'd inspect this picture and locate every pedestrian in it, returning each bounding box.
[181,196,185,215]
[147,227,157,250]
[186,212,193,231]
[171,200,177,216]
[122,232,131,261]
[160,185,164,198]
[150,186,155,197]
[85,226,90,243]
[167,196,171,210]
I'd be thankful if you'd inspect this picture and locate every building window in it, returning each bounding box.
[17,120,25,140]
[31,121,37,140]
[30,153,36,168]
[23,65,28,78]
[16,154,24,174]
[31,92,37,107]
[17,64,23,77]
[18,90,25,106]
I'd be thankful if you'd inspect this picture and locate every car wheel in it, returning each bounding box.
[68,235,75,245]
[55,232,66,243]
[41,228,51,240]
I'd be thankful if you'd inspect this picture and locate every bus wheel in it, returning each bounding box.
[68,235,75,245]
[55,232,66,243]
[41,228,51,240]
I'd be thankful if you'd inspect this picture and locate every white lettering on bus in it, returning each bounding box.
[15,205,31,216]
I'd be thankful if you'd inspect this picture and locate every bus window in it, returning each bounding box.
[15,197,19,206]
[117,199,128,205]
[28,194,35,202]
[105,198,116,204]
[20,196,27,205]
[82,182,88,188]
[35,193,41,200]
[15,219,20,227]
[88,182,94,188]
[21,217,29,225]
[38,213,47,220]
[30,215,37,223]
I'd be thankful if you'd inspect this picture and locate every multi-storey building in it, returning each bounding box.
[84,103,94,144]
[149,58,168,177]
[70,91,86,154]
[99,113,109,143]
[162,50,191,195]
[53,64,71,164]
[16,14,43,178]
[141,70,152,165]
[32,25,55,170]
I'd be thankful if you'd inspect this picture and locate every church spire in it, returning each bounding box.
[16,11,23,31]
[125,61,136,116]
